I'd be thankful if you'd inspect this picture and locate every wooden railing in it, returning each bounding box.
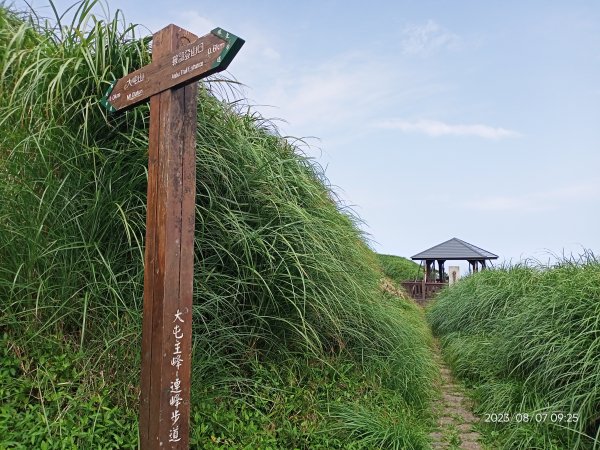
[401,281,448,302]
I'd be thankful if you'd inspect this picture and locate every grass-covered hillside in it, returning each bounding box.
[0,2,436,448]
[378,254,422,284]
[428,255,600,450]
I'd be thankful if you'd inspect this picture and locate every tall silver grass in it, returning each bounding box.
[1,1,437,446]
[429,257,600,449]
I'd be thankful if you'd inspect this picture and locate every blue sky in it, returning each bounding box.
[15,1,600,266]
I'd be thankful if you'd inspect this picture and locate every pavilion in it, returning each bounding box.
[402,237,498,301]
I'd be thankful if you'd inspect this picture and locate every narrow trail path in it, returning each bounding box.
[430,339,482,450]
[380,280,484,449]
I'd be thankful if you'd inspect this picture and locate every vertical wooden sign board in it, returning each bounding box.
[100,24,244,449]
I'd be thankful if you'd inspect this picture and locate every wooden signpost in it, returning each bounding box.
[101,25,244,449]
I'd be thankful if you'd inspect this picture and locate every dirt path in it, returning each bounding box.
[430,340,482,450]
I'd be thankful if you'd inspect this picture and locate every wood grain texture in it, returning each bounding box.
[139,24,198,450]
[103,27,241,112]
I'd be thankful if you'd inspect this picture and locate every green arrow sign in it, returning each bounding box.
[100,27,244,112]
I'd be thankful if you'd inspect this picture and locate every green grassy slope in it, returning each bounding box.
[377,254,423,283]
[427,257,600,450]
[0,2,436,448]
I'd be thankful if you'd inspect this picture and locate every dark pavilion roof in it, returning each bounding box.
[411,238,498,261]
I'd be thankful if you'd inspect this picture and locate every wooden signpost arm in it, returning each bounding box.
[100,27,244,113]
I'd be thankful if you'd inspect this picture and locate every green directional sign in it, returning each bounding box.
[100,27,244,112]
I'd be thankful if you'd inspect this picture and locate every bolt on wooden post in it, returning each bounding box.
[100,24,244,449]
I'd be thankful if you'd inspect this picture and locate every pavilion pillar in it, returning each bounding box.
[427,260,435,282]
[437,260,446,283]
[422,260,434,300]
[421,261,426,301]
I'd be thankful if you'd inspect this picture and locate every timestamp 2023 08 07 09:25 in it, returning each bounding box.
[484,412,579,424]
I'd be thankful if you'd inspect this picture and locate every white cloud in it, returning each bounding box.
[464,196,541,213]
[463,183,600,213]
[166,11,281,67]
[375,119,521,139]
[140,11,215,35]
[401,20,460,56]
[262,47,280,60]
[177,11,215,35]
[256,53,394,132]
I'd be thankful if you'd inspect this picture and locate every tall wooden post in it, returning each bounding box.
[99,23,244,449]
[139,25,198,449]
